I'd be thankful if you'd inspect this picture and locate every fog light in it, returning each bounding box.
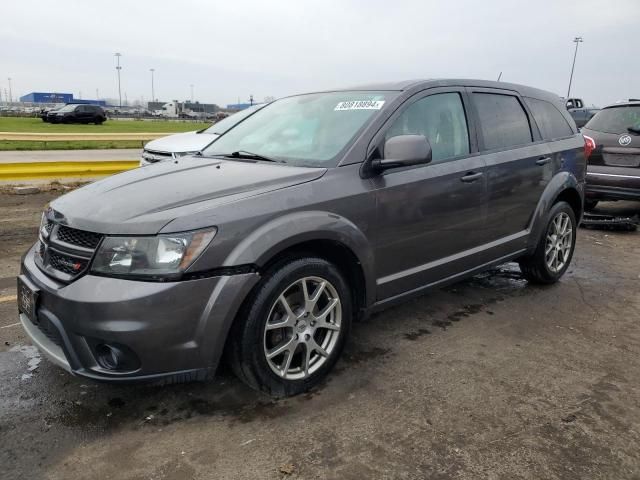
[95,344,124,370]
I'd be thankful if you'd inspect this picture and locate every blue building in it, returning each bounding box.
[226,103,255,111]
[19,92,106,106]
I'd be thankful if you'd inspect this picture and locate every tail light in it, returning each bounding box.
[583,134,596,162]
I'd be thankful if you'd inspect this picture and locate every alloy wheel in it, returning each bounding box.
[263,276,342,380]
[545,212,573,273]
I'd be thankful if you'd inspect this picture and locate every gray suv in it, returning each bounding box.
[18,79,586,396]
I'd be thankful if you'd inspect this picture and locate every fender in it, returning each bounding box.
[527,171,583,253]
[223,210,377,307]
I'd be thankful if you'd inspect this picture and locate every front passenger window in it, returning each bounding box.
[385,93,470,163]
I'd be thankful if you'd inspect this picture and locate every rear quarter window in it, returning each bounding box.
[524,97,575,140]
[472,93,533,150]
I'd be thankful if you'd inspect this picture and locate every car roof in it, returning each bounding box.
[312,79,561,102]
[601,100,640,109]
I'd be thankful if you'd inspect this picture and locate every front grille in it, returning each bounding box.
[36,222,101,282]
[56,225,103,249]
[43,221,54,235]
[48,250,88,276]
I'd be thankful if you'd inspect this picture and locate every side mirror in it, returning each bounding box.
[372,134,432,172]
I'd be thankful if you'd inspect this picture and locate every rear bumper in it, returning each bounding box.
[19,243,260,383]
[586,167,640,201]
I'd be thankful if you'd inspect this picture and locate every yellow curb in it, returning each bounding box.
[0,161,139,181]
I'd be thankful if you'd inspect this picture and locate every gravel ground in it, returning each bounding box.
[0,192,639,480]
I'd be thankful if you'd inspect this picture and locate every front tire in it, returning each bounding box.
[519,201,577,284]
[228,257,352,397]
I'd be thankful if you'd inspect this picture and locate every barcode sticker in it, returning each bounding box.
[334,100,385,111]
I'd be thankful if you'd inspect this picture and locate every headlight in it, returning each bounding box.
[91,228,216,279]
[174,151,200,158]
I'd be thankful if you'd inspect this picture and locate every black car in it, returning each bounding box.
[581,100,640,209]
[18,79,586,396]
[43,104,106,124]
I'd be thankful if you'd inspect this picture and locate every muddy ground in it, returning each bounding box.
[1,192,639,480]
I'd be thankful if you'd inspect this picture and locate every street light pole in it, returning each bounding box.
[7,77,12,104]
[566,37,583,99]
[190,84,194,103]
[150,68,155,102]
[114,52,123,108]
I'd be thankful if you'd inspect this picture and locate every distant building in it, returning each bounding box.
[19,92,106,106]
[226,103,255,111]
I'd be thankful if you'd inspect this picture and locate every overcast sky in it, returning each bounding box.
[2,0,638,107]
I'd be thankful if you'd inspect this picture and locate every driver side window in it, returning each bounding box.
[386,93,470,163]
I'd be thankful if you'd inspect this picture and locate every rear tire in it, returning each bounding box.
[519,201,576,284]
[228,257,352,397]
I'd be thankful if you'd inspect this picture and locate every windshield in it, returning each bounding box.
[203,105,262,135]
[202,91,396,167]
[585,105,640,134]
[57,104,78,112]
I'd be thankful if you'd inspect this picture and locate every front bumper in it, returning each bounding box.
[19,243,259,383]
[586,166,640,201]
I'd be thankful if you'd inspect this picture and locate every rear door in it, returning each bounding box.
[75,105,89,122]
[468,88,551,244]
[371,88,489,299]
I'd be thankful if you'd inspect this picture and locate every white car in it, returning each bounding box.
[140,105,263,166]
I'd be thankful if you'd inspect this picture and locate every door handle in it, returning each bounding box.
[460,172,483,183]
[536,156,552,166]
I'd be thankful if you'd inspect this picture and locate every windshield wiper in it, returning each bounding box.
[627,126,640,135]
[224,150,282,163]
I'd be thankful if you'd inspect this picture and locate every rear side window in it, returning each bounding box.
[524,97,574,140]
[472,93,533,150]
[585,106,640,134]
[385,92,470,163]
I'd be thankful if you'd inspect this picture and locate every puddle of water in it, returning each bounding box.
[10,344,41,379]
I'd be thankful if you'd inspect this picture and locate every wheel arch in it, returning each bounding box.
[222,210,376,313]
[528,172,584,252]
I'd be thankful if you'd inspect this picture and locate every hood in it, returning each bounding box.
[50,158,326,234]
[144,131,217,154]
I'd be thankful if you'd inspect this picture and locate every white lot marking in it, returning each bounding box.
[10,345,42,380]
[0,295,17,303]
[1,322,21,329]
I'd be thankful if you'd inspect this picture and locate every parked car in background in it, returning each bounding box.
[581,100,640,209]
[19,79,585,397]
[565,98,599,128]
[43,104,106,124]
[140,104,263,165]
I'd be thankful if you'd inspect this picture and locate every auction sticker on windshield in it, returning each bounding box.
[335,100,385,111]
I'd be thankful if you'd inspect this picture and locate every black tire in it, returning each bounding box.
[227,257,352,397]
[584,199,598,211]
[519,201,577,284]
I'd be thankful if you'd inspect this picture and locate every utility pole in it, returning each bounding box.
[114,52,123,108]
[150,68,155,102]
[7,77,13,103]
[566,37,583,99]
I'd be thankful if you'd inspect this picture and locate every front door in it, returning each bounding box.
[370,89,489,300]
